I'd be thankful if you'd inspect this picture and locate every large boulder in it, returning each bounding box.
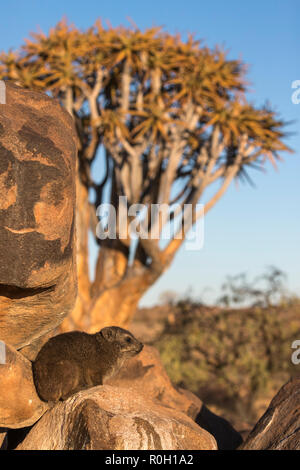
[0,82,77,354]
[106,345,201,417]
[16,385,217,450]
[107,346,242,449]
[0,342,48,429]
[240,375,300,450]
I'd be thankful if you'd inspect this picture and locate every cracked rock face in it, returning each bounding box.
[16,385,217,450]
[0,82,77,351]
[240,375,300,450]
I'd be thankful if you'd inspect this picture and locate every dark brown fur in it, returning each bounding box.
[32,327,143,402]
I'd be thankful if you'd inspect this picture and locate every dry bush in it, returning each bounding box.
[155,269,300,426]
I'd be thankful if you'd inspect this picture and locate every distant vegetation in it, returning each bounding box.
[153,268,300,427]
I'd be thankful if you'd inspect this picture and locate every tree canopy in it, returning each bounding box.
[0,19,292,329]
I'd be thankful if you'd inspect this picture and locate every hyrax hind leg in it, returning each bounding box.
[34,359,81,402]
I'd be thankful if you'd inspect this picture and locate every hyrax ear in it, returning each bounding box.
[100,327,116,342]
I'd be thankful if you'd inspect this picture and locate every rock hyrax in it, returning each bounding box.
[32,327,143,402]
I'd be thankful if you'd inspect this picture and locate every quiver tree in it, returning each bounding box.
[0,20,291,331]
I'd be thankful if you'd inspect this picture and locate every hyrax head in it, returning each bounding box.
[98,326,144,357]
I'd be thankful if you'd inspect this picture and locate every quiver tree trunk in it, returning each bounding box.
[61,175,161,332]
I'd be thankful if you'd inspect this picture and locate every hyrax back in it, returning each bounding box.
[32,327,143,402]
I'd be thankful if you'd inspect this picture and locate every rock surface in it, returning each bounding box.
[240,375,300,450]
[107,345,242,450]
[0,81,77,353]
[107,345,201,417]
[0,342,48,429]
[16,385,217,450]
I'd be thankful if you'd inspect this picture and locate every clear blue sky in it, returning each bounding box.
[1,0,299,305]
